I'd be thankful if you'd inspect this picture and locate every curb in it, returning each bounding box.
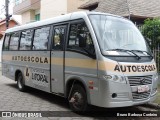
[144,103,160,109]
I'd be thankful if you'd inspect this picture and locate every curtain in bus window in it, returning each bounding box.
[10,33,19,50]
[20,30,33,50]
[33,26,50,50]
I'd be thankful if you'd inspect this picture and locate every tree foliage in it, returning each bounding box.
[141,18,160,49]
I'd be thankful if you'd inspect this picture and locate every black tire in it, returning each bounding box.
[69,84,89,112]
[17,73,26,92]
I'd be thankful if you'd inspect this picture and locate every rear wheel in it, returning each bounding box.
[69,84,88,112]
[17,73,26,92]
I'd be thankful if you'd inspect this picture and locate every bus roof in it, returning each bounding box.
[5,11,123,33]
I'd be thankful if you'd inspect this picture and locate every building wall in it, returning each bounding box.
[21,10,36,24]
[14,0,89,23]
[0,20,18,62]
[0,20,18,39]
[0,39,3,62]
[41,0,67,20]
[67,0,89,13]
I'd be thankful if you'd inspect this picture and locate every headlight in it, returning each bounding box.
[153,73,158,81]
[103,75,127,84]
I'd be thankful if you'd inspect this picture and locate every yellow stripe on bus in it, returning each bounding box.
[98,61,116,71]
[52,58,97,69]
[2,55,157,73]
[65,58,97,69]
[2,55,97,69]
[51,58,63,65]
[2,55,12,61]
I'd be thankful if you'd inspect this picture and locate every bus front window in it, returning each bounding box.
[89,15,151,55]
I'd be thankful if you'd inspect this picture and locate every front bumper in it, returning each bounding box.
[89,77,157,108]
[102,92,157,108]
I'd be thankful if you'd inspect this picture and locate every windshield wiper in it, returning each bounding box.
[108,49,141,60]
[131,50,153,59]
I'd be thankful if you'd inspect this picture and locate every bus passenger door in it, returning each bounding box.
[51,25,67,94]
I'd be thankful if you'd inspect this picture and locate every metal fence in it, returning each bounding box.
[138,25,160,73]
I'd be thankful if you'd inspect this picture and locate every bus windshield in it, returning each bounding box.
[89,15,150,55]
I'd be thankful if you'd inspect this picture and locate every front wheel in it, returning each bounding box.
[17,73,26,92]
[69,84,89,112]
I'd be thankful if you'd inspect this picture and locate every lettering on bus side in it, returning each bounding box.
[12,56,49,64]
[114,64,156,72]
[32,69,49,87]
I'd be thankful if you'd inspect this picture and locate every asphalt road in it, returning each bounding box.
[0,74,159,120]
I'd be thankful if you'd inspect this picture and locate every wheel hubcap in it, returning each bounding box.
[71,92,84,109]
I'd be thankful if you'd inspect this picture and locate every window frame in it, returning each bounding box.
[2,34,11,51]
[35,14,40,21]
[4,25,52,51]
[2,19,93,52]
[19,29,34,51]
[52,24,68,51]
[2,33,11,51]
[9,32,21,51]
[66,19,95,58]
[32,25,51,51]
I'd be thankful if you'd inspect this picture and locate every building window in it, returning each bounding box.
[15,0,20,5]
[35,14,40,21]
[15,0,26,6]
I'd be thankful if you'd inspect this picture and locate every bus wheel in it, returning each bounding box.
[69,84,88,112]
[17,73,26,92]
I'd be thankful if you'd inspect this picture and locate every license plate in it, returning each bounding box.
[137,85,149,93]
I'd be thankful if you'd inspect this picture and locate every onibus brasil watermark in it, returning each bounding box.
[1,112,42,118]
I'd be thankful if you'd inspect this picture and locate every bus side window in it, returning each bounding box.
[32,26,50,50]
[53,26,65,50]
[9,32,20,50]
[67,22,95,56]
[3,34,10,50]
[20,30,33,50]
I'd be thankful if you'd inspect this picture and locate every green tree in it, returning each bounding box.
[140,18,160,72]
[141,18,160,50]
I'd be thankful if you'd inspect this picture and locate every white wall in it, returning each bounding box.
[41,0,67,20]
[21,10,35,24]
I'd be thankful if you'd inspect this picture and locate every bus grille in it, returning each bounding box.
[132,92,150,100]
[128,76,152,86]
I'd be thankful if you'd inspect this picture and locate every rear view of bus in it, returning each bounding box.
[88,14,158,108]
